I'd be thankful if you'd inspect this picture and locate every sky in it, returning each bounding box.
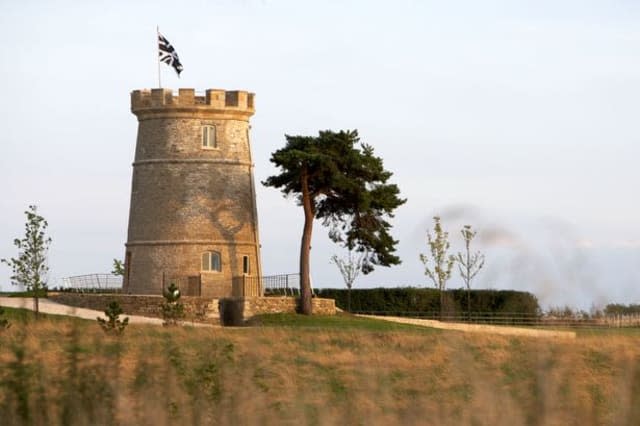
[1,0,639,309]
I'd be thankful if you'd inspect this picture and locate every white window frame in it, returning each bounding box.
[201,251,221,272]
[202,125,217,149]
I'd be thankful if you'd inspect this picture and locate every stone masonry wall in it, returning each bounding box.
[49,293,219,323]
[243,297,336,317]
[49,293,335,323]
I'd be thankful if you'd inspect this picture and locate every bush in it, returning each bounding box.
[315,287,540,317]
[97,301,128,335]
[162,283,184,326]
[219,298,245,326]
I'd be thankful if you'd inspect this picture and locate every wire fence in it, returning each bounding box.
[57,274,123,293]
[350,310,640,328]
[54,273,304,296]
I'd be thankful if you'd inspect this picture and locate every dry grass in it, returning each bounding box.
[0,312,638,425]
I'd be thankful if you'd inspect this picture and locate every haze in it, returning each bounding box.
[1,0,638,309]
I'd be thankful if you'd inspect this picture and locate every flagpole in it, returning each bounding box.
[157,25,162,88]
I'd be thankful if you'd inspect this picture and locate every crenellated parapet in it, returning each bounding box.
[131,88,255,119]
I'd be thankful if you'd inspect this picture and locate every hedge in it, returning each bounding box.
[604,303,640,315]
[315,287,540,316]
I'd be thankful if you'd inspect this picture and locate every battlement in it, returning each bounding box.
[131,88,255,114]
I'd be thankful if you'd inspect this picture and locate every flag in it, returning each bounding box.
[158,32,183,76]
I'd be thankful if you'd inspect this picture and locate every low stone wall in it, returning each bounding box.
[243,297,336,317]
[48,293,336,324]
[48,293,219,323]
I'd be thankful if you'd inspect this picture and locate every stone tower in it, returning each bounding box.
[124,88,261,297]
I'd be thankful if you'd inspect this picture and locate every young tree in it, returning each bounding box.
[264,130,405,314]
[111,259,124,276]
[330,250,365,313]
[419,216,455,319]
[161,282,184,326]
[1,205,52,317]
[455,225,485,318]
[97,301,129,335]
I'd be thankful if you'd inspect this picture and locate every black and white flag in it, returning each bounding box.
[158,32,183,76]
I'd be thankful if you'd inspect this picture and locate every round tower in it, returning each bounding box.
[124,88,262,297]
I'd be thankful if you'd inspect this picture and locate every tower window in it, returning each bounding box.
[202,125,217,149]
[201,251,221,272]
[242,255,250,275]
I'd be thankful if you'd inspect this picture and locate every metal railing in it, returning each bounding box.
[258,274,301,297]
[59,274,123,293]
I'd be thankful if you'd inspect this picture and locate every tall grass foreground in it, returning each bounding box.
[0,311,639,425]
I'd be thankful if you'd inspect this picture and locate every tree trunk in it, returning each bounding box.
[347,286,352,313]
[299,168,314,315]
[466,250,471,321]
[33,295,39,318]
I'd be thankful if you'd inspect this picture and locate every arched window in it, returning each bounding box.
[201,251,221,272]
[202,125,217,149]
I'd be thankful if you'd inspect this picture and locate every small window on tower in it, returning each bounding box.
[201,251,221,272]
[242,255,250,275]
[202,125,217,149]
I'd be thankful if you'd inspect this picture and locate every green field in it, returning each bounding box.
[0,308,639,425]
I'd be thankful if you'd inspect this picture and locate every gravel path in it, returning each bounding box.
[357,314,577,339]
[0,297,213,327]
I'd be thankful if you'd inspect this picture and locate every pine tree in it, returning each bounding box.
[264,130,405,314]
[97,301,129,335]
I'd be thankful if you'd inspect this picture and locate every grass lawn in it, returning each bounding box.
[0,306,90,325]
[0,290,48,298]
[575,326,640,337]
[1,308,639,425]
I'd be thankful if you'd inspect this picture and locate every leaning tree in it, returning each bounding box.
[264,130,406,314]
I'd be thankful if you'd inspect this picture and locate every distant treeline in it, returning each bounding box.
[604,303,640,315]
[316,287,540,315]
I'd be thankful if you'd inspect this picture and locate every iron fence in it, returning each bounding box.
[259,274,301,297]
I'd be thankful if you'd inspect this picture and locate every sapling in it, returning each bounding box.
[97,301,129,335]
